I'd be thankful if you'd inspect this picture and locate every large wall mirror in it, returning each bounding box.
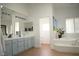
[1,7,12,36]
[1,6,33,38]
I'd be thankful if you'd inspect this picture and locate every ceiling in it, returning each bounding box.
[53,3,79,7]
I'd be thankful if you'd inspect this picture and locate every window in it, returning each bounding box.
[66,18,79,33]
[15,22,19,32]
[66,18,74,33]
[75,18,79,33]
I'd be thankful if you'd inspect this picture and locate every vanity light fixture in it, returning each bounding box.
[2,12,11,16]
[15,16,26,20]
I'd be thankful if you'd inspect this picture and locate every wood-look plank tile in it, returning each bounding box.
[17,44,79,56]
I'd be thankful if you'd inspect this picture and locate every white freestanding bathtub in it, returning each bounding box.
[53,33,79,53]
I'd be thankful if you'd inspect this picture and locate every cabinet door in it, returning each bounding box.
[30,38,33,48]
[27,38,31,49]
[27,37,35,49]
[12,39,18,55]
[18,39,24,47]
[17,39,24,53]
[24,38,28,50]
[4,40,13,56]
[30,37,35,48]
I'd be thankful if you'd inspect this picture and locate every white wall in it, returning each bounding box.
[53,3,79,31]
[27,3,53,47]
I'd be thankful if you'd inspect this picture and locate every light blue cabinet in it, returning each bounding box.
[27,38,31,49]
[4,40,13,56]
[27,37,35,49]
[24,38,28,50]
[17,39,24,53]
[30,38,33,48]
[12,39,18,55]
[4,37,35,56]
[30,37,35,48]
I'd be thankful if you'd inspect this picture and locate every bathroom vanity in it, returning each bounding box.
[4,36,35,56]
[1,6,35,56]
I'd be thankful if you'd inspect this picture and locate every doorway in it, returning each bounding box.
[39,17,50,46]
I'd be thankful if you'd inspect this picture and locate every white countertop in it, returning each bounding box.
[4,35,34,40]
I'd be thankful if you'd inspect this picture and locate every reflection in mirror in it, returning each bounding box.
[1,6,33,38]
[1,7,12,38]
[23,22,33,37]
[1,25,7,35]
[24,22,33,31]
